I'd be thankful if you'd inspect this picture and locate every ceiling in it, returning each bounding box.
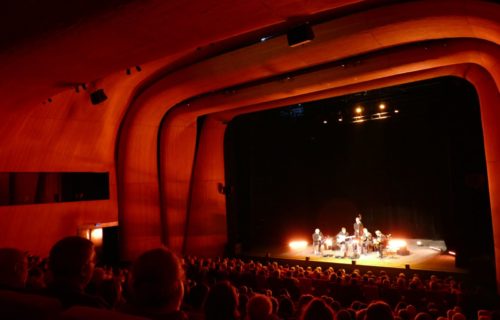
[0,0,393,108]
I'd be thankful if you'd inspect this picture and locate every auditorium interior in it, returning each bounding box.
[0,0,499,319]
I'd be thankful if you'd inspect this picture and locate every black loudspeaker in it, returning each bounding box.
[90,89,108,105]
[287,24,315,47]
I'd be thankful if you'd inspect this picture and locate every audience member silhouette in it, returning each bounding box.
[365,301,394,320]
[204,280,239,320]
[300,298,334,320]
[120,247,186,320]
[44,236,108,309]
[247,293,273,320]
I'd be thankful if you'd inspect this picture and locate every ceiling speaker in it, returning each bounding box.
[90,89,107,105]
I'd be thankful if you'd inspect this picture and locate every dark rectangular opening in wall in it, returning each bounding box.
[61,172,109,202]
[0,172,110,205]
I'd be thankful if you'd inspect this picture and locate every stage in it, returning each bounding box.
[243,239,466,274]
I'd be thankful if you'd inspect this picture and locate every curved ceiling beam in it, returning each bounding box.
[170,39,499,122]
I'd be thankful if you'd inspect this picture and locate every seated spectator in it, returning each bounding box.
[204,281,239,320]
[247,294,273,320]
[300,298,334,320]
[0,247,28,290]
[398,308,410,320]
[335,309,352,320]
[365,301,394,320]
[120,247,186,320]
[297,294,314,315]
[414,312,432,320]
[452,313,466,320]
[44,236,108,309]
[406,305,417,320]
[278,296,295,320]
[186,282,209,320]
[356,308,367,320]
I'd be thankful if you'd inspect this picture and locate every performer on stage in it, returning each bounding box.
[361,228,373,254]
[353,214,364,238]
[336,227,350,258]
[374,230,387,258]
[352,215,364,258]
[312,228,324,255]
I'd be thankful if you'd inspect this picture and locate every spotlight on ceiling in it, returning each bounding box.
[287,24,315,47]
[355,106,363,114]
[379,103,386,110]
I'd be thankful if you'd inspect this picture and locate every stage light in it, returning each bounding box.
[338,118,343,122]
[90,228,103,246]
[355,106,363,114]
[394,109,399,113]
[416,241,423,246]
[352,119,366,124]
[429,246,443,252]
[323,120,328,124]
[379,103,386,110]
[388,239,407,251]
[289,240,308,250]
[448,250,456,256]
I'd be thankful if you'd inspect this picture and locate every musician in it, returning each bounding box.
[351,215,364,257]
[312,228,324,255]
[336,227,349,258]
[374,230,387,258]
[353,215,364,238]
[361,228,373,254]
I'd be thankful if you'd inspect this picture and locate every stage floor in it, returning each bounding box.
[244,239,466,274]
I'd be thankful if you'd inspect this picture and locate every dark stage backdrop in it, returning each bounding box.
[224,77,492,266]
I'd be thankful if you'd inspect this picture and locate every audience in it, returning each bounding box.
[0,247,28,290]
[44,236,108,309]
[2,237,500,320]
